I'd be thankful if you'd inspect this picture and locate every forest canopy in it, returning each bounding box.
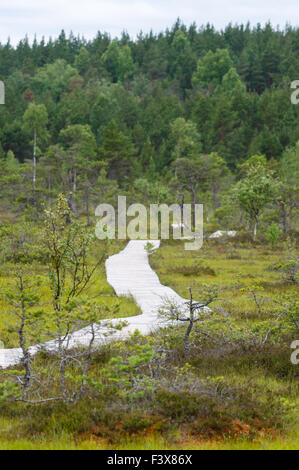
[0,20,298,234]
[0,21,299,166]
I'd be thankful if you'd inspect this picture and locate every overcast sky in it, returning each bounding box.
[0,0,298,45]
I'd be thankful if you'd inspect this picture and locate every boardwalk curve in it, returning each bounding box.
[0,240,185,368]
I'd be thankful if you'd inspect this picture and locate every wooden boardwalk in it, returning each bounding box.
[105,240,186,335]
[0,240,186,368]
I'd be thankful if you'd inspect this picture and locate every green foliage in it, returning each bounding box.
[232,163,280,238]
[74,47,90,75]
[192,48,233,88]
[0,382,20,404]
[267,223,281,247]
[170,117,202,160]
[100,40,134,82]
[32,59,78,101]
[219,67,246,95]
[271,257,299,283]
[175,263,216,277]
[92,331,159,400]
[5,150,19,170]
[23,102,49,146]
[144,242,156,255]
[237,154,268,176]
[156,389,200,420]
[43,194,104,316]
[59,124,97,160]
[99,120,136,182]
[133,178,171,204]
[0,21,299,450]
[0,222,45,263]
[282,298,299,333]
[0,22,299,175]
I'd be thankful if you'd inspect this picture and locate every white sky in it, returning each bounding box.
[0,0,298,45]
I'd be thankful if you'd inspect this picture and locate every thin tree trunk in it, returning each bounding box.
[18,278,31,394]
[212,185,218,211]
[73,169,77,195]
[77,323,95,401]
[191,190,196,229]
[184,287,194,357]
[184,321,193,357]
[253,215,258,240]
[32,128,37,207]
[66,193,73,224]
[85,184,90,225]
[180,192,184,222]
[282,205,288,233]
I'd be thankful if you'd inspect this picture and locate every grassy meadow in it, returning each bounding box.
[0,232,298,450]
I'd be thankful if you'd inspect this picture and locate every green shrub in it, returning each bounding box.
[156,390,201,420]
[267,223,281,248]
[175,264,216,277]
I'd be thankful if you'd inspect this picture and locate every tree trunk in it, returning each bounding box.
[184,287,194,357]
[85,182,90,225]
[253,215,258,241]
[73,169,77,195]
[212,185,218,211]
[32,128,37,208]
[19,279,31,394]
[66,193,73,224]
[282,205,288,233]
[180,193,184,222]
[191,190,196,229]
[184,321,193,357]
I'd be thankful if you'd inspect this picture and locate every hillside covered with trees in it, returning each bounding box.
[0,20,298,230]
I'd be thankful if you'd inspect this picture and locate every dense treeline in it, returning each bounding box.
[0,20,298,233]
[0,22,299,450]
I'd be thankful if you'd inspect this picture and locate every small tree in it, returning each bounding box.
[1,270,45,399]
[232,163,279,240]
[59,124,97,219]
[267,222,280,248]
[42,194,109,402]
[170,117,202,160]
[91,330,168,400]
[1,195,111,404]
[23,103,49,208]
[277,142,299,232]
[173,156,206,228]
[159,286,218,357]
[192,48,233,89]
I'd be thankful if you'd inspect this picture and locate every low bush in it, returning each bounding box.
[175,264,216,277]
